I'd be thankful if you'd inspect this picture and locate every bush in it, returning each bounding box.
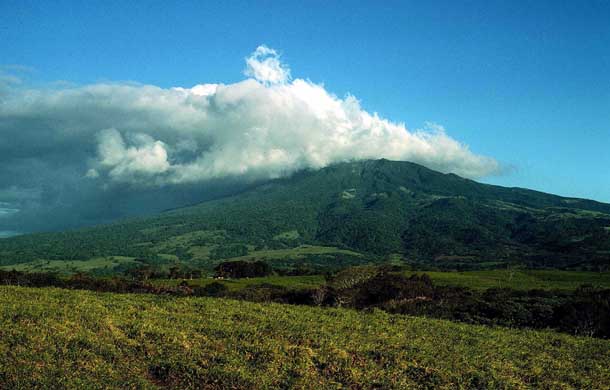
[553,286,610,338]
[214,261,272,278]
[194,282,229,297]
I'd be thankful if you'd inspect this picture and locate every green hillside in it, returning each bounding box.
[152,269,610,291]
[2,159,609,271]
[1,286,609,389]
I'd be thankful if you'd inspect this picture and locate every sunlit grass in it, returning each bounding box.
[0,256,137,274]
[158,270,610,293]
[1,286,609,389]
[406,269,610,290]
[155,274,326,290]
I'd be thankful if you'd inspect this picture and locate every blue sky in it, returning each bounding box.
[2,0,610,202]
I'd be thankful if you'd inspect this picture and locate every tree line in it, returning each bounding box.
[1,266,608,338]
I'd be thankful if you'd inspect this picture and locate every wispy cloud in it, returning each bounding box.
[0,231,20,238]
[244,45,291,85]
[0,203,19,217]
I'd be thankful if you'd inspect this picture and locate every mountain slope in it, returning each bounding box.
[1,159,609,270]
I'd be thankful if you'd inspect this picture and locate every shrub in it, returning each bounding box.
[214,261,272,279]
[194,282,229,297]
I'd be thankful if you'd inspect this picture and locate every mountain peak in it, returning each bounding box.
[1,158,609,271]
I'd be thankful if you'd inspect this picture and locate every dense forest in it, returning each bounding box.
[1,160,609,272]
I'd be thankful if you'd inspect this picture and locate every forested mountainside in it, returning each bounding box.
[2,159,609,270]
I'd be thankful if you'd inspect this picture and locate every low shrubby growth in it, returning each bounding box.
[0,269,192,295]
[319,268,610,338]
[2,267,609,338]
[214,260,272,278]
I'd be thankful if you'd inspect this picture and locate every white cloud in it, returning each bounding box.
[0,231,20,238]
[0,45,500,189]
[244,45,291,85]
[173,83,218,97]
[96,129,170,182]
[0,203,19,217]
[85,169,99,178]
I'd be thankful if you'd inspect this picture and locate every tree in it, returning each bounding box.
[214,260,272,278]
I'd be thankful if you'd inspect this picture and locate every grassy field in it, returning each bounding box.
[406,269,610,290]
[1,286,609,389]
[155,275,325,291]
[222,245,363,261]
[2,255,608,293]
[0,256,138,274]
[156,270,610,294]
[145,228,364,264]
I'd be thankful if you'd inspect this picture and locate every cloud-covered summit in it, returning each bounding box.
[0,45,499,233]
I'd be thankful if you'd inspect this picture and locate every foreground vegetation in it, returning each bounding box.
[1,286,609,389]
[4,255,609,292]
[2,267,609,338]
[403,269,610,291]
[152,269,610,291]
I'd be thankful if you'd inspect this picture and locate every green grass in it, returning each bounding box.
[188,245,213,259]
[185,244,366,268]
[273,230,301,240]
[171,237,364,265]
[150,229,226,251]
[224,245,363,261]
[0,286,608,389]
[3,256,607,293]
[406,269,610,290]
[160,270,610,294]
[155,275,326,291]
[0,256,138,274]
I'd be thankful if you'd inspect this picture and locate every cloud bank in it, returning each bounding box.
[0,45,499,232]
